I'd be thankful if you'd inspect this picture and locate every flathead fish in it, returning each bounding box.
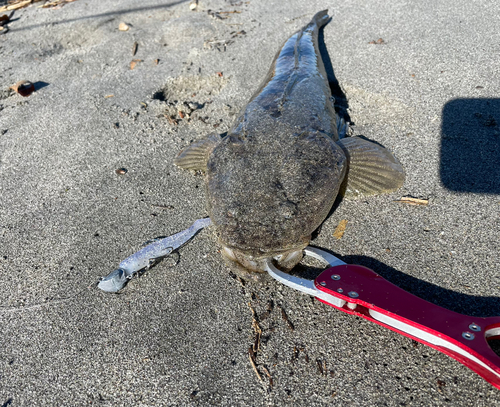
[174,10,405,281]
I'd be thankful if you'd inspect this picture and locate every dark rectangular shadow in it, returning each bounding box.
[440,98,500,193]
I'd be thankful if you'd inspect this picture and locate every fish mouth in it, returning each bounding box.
[220,243,308,282]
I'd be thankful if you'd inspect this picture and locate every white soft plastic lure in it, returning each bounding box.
[98,218,211,292]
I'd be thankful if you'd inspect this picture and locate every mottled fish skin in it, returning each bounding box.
[174,10,405,282]
[206,10,346,279]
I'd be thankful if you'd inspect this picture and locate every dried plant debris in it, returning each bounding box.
[154,75,228,125]
[316,359,327,376]
[333,219,348,240]
[0,0,40,12]
[40,0,77,8]
[130,59,142,70]
[166,115,179,125]
[247,301,274,391]
[247,301,263,380]
[369,38,386,45]
[10,80,35,97]
[204,31,246,52]
[252,321,261,353]
[248,301,262,354]
[277,304,294,331]
[0,0,76,11]
[151,204,174,210]
[248,346,263,383]
[230,30,246,39]
[219,10,241,16]
[207,9,241,20]
[261,365,273,387]
[395,196,429,206]
[203,38,234,52]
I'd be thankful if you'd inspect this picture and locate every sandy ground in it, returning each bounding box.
[1,0,500,405]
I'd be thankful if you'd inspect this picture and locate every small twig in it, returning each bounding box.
[165,115,179,125]
[261,365,273,387]
[253,330,261,353]
[394,196,429,206]
[252,319,262,335]
[248,347,263,383]
[317,359,323,374]
[252,317,262,353]
[248,301,257,319]
[278,304,294,331]
[150,204,174,209]
[248,301,262,352]
[317,359,327,375]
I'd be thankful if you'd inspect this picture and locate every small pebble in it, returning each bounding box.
[10,80,35,97]
[119,22,130,31]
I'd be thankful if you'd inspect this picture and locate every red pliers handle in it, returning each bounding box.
[266,247,500,390]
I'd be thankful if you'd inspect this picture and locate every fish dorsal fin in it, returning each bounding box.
[174,134,221,171]
[337,136,405,198]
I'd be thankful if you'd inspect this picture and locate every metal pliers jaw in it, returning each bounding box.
[266,247,500,390]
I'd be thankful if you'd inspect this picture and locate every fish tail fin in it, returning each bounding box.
[337,136,405,198]
[311,10,330,29]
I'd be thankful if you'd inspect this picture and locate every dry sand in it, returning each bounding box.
[1,0,499,405]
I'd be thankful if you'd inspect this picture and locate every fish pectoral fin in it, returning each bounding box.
[174,133,220,171]
[337,136,405,198]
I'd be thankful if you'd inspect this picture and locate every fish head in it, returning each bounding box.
[205,125,347,282]
[218,238,310,282]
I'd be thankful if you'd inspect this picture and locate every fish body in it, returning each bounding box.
[175,11,405,281]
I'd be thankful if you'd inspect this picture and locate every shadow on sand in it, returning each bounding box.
[440,98,500,194]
